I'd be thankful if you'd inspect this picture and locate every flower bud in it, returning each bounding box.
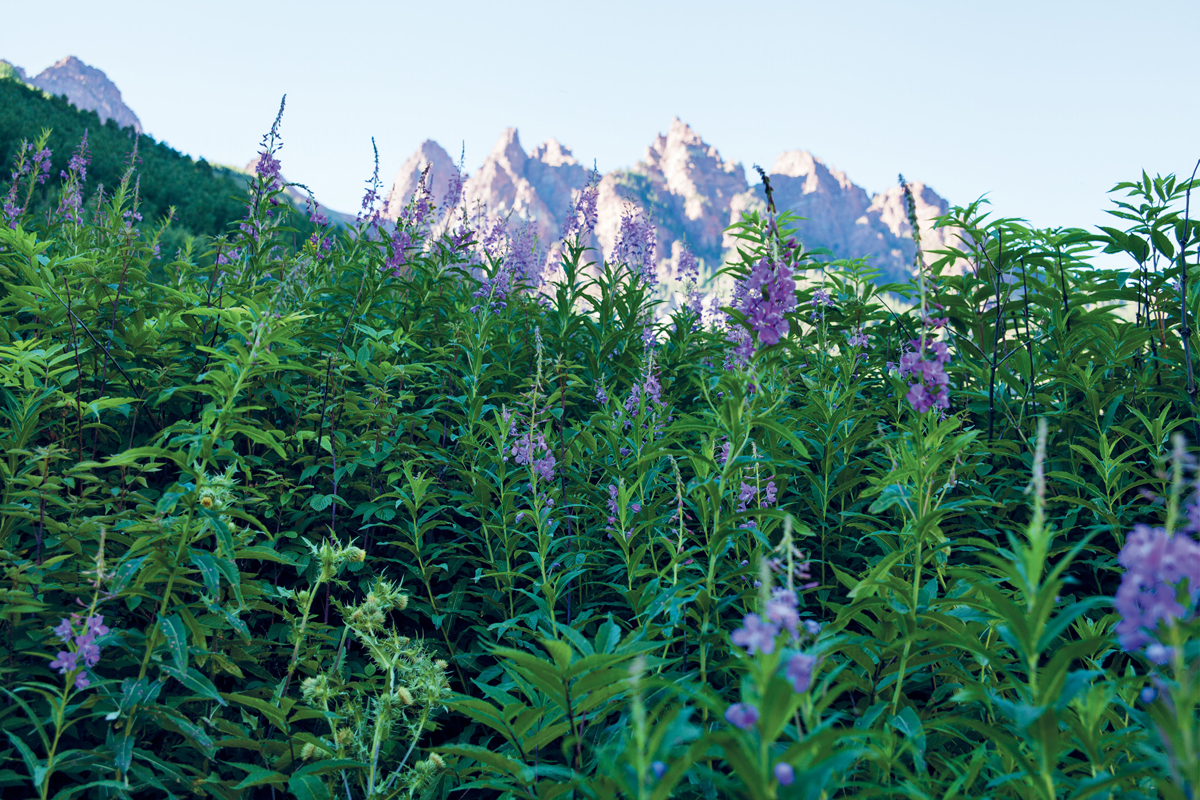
[396,686,414,705]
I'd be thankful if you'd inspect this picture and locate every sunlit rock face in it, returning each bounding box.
[383,140,460,221]
[25,56,143,134]
[385,118,957,285]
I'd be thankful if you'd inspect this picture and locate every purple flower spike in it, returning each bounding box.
[787,652,817,693]
[731,613,779,655]
[1114,523,1200,656]
[724,703,759,730]
[766,588,800,634]
[774,762,795,785]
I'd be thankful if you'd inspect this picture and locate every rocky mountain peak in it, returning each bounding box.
[25,56,143,134]
[383,139,458,220]
[384,118,959,287]
[530,138,579,168]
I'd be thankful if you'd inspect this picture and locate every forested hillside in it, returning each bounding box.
[0,75,247,243]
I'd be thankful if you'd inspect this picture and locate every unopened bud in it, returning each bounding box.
[396,686,414,705]
[428,753,445,769]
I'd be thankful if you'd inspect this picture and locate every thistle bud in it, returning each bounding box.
[300,742,316,760]
[428,753,445,769]
[396,686,414,705]
[200,495,214,509]
[435,659,448,671]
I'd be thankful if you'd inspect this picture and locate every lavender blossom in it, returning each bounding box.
[612,202,657,286]
[605,483,642,530]
[1114,522,1200,654]
[765,588,800,635]
[786,652,817,692]
[562,167,600,240]
[57,131,91,223]
[731,613,779,655]
[898,338,952,414]
[729,254,796,360]
[724,703,759,730]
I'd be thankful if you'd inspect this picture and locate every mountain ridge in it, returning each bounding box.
[384,117,960,286]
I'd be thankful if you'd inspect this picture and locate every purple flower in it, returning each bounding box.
[77,640,101,668]
[724,703,758,730]
[305,195,328,226]
[73,673,90,690]
[612,201,657,286]
[1145,643,1175,665]
[1114,523,1200,653]
[651,761,667,779]
[605,483,641,529]
[255,151,282,182]
[809,288,834,322]
[766,590,800,635]
[803,619,821,636]
[1141,686,1158,703]
[787,652,817,693]
[50,650,79,674]
[774,762,795,786]
[53,618,73,643]
[563,168,600,240]
[897,338,952,414]
[595,382,608,405]
[730,255,796,359]
[731,613,779,655]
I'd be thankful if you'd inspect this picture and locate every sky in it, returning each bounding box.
[3,0,1197,272]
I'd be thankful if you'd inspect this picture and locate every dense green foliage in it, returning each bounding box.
[0,114,1198,800]
[0,76,248,244]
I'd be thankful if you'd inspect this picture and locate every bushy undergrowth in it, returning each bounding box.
[0,103,1198,800]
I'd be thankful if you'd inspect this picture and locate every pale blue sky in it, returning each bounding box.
[3,0,1197,271]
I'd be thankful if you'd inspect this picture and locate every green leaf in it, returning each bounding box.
[288,771,331,800]
[159,665,227,705]
[231,765,287,790]
[292,759,365,777]
[160,614,188,671]
[6,730,41,789]
[224,693,289,733]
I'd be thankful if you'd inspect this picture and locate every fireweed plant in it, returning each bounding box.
[0,97,1199,799]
